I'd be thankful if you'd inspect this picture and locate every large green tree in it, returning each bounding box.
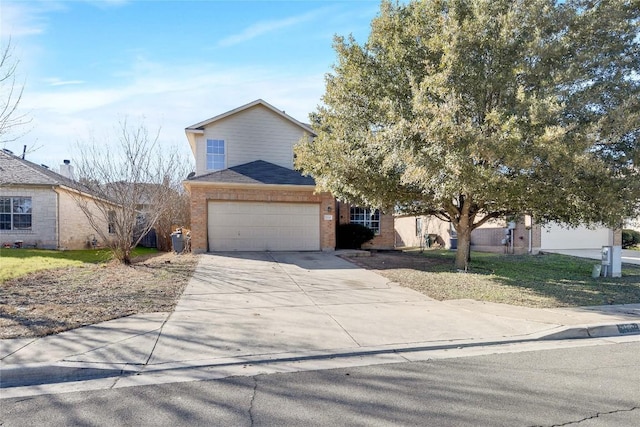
[296,0,640,270]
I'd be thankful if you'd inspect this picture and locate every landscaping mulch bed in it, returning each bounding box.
[0,253,198,339]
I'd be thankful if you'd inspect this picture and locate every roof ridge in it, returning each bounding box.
[184,99,315,135]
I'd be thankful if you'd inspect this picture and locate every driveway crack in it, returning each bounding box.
[142,312,172,367]
[249,376,258,426]
[530,406,639,427]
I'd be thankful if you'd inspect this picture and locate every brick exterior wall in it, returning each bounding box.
[0,186,109,250]
[471,222,530,254]
[337,202,395,250]
[0,186,57,249]
[57,189,110,250]
[186,183,336,253]
[612,228,622,246]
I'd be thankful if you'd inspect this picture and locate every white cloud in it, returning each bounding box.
[13,59,326,167]
[0,2,60,39]
[42,78,85,87]
[218,8,328,48]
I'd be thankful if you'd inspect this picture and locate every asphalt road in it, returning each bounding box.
[1,341,638,426]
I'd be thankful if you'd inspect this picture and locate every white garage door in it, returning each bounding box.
[540,222,610,250]
[208,201,320,251]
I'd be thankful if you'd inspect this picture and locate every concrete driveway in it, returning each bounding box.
[140,252,637,366]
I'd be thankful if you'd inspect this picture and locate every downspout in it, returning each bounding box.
[53,186,60,249]
[525,215,533,254]
[335,201,340,250]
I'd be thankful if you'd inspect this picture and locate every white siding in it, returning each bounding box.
[540,223,611,250]
[194,104,310,175]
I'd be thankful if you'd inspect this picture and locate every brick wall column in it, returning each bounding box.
[190,189,208,253]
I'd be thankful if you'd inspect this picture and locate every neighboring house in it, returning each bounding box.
[0,150,112,250]
[395,213,616,254]
[103,181,175,249]
[183,99,394,253]
[395,214,462,250]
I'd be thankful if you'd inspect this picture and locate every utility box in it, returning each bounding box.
[611,246,622,278]
[601,245,622,278]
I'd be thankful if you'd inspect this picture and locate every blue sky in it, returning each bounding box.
[1,0,379,168]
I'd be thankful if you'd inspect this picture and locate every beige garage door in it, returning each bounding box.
[208,201,320,251]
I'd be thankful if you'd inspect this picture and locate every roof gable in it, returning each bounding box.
[185,99,315,135]
[187,160,315,186]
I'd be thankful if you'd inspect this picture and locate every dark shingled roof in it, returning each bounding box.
[188,160,316,186]
[1,150,75,187]
[0,150,105,200]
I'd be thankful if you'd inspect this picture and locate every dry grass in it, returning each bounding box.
[350,250,640,308]
[0,252,198,339]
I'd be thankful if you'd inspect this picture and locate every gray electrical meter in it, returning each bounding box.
[601,246,612,266]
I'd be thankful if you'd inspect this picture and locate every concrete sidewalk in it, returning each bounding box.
[2,252,639,393]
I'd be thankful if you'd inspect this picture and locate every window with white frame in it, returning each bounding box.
[0,197,32,230]
[416,217,423,237]
[349,207,380,235]
[206,139,225,170]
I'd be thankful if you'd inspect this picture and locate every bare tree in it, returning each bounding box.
[155,190,191,252]
[0,38,29,144]
[72,119,192,264]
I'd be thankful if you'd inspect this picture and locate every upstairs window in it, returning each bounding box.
[0,197,32,231]
[206,139,225,171]
[349,207,380,235]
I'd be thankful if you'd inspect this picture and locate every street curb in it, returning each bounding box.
[539,322,640,341]
[0,363,138,388]
[2,322,639,390]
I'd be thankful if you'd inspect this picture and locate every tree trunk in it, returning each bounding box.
[454,222,472,272]
[112,243,132,265]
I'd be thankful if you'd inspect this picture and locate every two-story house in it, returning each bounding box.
[183,99,395,253]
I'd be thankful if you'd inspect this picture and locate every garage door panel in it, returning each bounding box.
[540,222,610,250]
[208,201,320,251]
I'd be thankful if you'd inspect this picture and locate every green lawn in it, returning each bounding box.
[0,247,158,282]
[364,250,640,307]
